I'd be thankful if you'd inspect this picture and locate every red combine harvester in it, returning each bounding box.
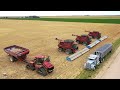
[85,31,101,39]
[55,38,78,55]
[4,45,54,76]
[72,34,91,45]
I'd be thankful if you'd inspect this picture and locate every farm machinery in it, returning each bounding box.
[55,38,78,55]
[85,31,101,39]
[72,34,91,45]
[4,45,54,76]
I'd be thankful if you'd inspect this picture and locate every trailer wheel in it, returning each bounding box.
[92,66,96,71]
[65,49,72,55]
[37,67,48,76]
[10,56,17,62]
[58,48,63,52]
[100,58,103,63]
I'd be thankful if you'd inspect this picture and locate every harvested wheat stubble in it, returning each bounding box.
[0,19,120,79]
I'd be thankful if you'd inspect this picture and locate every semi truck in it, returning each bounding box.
[84,44,112,70]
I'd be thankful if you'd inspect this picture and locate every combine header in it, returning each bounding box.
[72,34,91,45]
[55,38,78,55]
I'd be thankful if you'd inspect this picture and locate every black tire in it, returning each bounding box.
[47,69,53,73]
[99,58,103,63]
[72,44,78,50]
[10,56,17,62]
[76,40,80,44]
[96,36,100,39]
[37,67,48,76]
[110,50,112,53]
[26,64,35,71]
[65,49,72,55]
[58,48,63,52]
[83,42,88,46]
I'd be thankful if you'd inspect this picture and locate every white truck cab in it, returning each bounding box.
[84,54,100,70]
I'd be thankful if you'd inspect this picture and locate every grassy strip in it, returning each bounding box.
[1,18,120,24]
[75,38,120,79]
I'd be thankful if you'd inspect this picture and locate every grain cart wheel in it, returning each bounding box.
[65,49,72,55]
[10,56,17,62]
[58,48,63,52]
[37,67,48,76]
[26,64,35,71]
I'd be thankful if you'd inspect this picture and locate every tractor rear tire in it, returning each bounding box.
[37,67,48,76]
[26,64,35,71]
[65,49,72,55]
[10,56,17,62]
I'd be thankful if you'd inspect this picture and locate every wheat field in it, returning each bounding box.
[0,19,120,79]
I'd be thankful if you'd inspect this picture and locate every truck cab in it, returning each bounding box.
[84,54,100,70]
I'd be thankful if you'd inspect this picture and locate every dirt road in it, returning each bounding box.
[94,46,120,79]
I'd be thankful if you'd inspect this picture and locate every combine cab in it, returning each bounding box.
[85,31,101,39]
[72,34,91,45]
[55,38,78,55]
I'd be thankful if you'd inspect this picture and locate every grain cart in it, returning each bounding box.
[84,44,112,70]
[85,31,101,39]
[55,38,78,55]
[4,45,29,62]
[72,34,91,45]
[4,45,54,76]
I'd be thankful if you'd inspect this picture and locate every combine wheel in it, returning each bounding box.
[65,49,72,55]
[58,48,63,52]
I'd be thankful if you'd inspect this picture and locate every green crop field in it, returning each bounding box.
[1,18,120,24]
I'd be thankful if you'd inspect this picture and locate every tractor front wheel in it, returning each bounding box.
[37,67,48,76]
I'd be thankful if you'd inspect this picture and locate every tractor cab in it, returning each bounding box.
[34,55,50,64]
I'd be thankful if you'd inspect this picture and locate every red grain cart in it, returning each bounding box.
[4,45,29,62]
